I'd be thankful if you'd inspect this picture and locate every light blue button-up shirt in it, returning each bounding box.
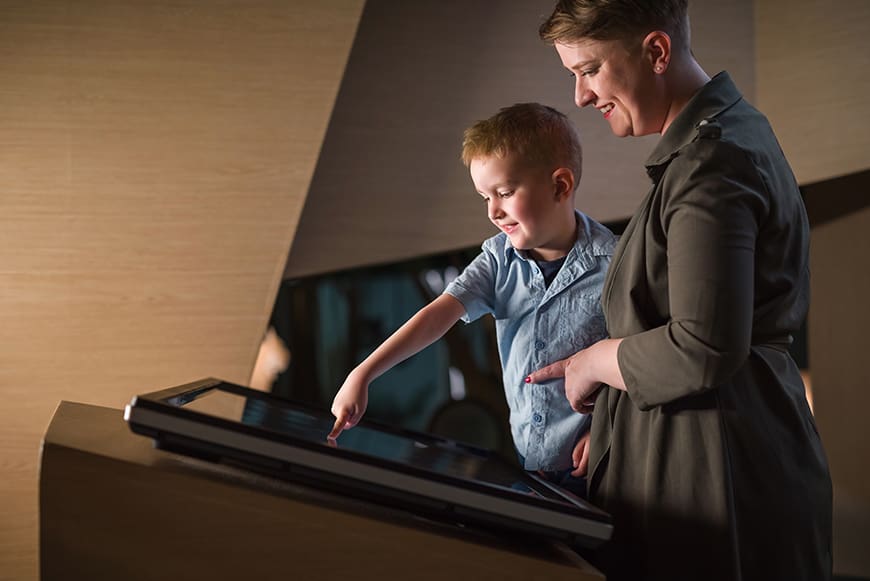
[444,211,617,471]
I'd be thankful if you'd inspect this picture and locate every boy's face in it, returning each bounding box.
[470,152,574,261]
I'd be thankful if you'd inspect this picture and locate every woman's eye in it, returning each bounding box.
[581,68,598,77]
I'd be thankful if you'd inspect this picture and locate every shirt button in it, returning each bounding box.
[532,412,542,424]
[534,340,545,350]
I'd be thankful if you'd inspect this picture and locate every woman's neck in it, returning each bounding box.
[661,56,711,134]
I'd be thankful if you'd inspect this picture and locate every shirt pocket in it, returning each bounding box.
[557,295,607,353]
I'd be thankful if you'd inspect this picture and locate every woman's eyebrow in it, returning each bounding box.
[573,59,597,69]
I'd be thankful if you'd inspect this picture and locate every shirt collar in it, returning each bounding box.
[502,210,602,273]
[644,71,742,180]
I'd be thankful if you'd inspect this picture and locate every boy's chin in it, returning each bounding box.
[508,237,530,250]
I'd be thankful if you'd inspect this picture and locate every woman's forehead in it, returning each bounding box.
[556,38,623,64]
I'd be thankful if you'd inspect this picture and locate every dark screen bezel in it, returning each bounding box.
[128,378,610,523]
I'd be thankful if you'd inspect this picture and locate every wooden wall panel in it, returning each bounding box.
[756,0,870,184]
[809,206,870,576]
[0,1,364,579]
[756,2,870,574]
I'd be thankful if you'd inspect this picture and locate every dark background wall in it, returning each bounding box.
[284,0,755,278]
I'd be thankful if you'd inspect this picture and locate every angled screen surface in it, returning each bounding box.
[125,378,611,545]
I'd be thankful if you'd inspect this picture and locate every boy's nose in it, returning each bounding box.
[489,202,504,221]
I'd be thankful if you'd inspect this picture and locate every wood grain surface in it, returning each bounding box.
[39,401,603,580]
[0,1,363,578]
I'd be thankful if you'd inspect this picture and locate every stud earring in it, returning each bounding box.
[655,65,663,73]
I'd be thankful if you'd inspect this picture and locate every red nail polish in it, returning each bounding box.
[525,376,531,383]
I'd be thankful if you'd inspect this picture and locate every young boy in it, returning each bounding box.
[329,102,616,495]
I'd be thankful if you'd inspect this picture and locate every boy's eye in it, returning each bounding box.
[498,191,513,198]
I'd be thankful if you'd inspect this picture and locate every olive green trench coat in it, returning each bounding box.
[590,72,832,581]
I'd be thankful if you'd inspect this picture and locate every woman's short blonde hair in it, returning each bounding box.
[539,0,690,51]
[461,102,582,187]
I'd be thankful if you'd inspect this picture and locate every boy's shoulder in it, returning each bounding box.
[575,211,618,259]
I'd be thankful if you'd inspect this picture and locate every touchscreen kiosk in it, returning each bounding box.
[124,378,612,546]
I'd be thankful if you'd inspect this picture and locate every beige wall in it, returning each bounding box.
[809,205,870,576]
[757,2,870,575]
[0,1,363,579]
[756,0,870,184]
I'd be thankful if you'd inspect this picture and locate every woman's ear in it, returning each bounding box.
[552,168,575,201]
[642,30,672,73]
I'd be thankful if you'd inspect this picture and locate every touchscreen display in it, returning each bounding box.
[169,385,560,501]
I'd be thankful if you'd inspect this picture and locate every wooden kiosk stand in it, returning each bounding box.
[39,401,604,580]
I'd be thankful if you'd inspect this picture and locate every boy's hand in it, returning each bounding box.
[328,371,369,440]
[571,430,591,477]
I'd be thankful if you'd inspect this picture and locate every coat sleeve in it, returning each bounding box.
[618,140,770,410]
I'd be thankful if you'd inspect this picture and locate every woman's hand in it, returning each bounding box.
[527,348,601,412]
[526,339,626,412]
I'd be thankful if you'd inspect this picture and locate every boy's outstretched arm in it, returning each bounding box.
[328,293,466,439]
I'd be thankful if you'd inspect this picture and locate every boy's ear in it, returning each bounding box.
[551,168,575,201]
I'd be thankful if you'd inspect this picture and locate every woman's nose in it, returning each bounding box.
[575,81,595,108]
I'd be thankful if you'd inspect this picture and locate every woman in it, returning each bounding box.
[526,1,833,579]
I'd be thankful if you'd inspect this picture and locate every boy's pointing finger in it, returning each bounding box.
[328,409,349,440]
[525,358,568,384]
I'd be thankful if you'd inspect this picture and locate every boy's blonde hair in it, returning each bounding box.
[461,103,582,188]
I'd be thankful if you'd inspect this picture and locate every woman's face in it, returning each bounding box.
[555,38,665,137]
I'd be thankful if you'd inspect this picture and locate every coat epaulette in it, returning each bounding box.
[695,117,722,140]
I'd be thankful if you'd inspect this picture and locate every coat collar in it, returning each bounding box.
[644,71,743,182]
